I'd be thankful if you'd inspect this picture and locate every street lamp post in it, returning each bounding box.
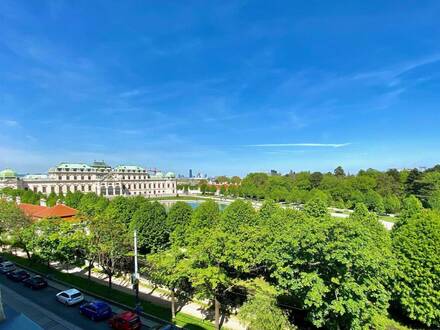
[133,229,139,304]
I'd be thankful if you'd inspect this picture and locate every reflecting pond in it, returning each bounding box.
[160,199,229,211]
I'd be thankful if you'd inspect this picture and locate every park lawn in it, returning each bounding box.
[379,215,399,223]
[1,252,215,330]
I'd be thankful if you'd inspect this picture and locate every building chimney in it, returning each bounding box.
[16,196,21,205]
[40,198,47,207]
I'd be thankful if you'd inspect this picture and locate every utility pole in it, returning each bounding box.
[133,229,139,304]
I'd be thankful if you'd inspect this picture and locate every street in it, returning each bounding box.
[0,271,156,329]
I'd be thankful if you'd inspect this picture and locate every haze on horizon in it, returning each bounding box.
[1,1,440,176]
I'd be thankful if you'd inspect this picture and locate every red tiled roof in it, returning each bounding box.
[18,203,77,219]
[18,203,48,218]
[35,204,77,218]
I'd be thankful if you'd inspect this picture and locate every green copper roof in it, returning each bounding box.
[57,163,92,169]
[91,161,111,168]
[0,168,17,179]
[165,172,176,178]
[115,165,145,171]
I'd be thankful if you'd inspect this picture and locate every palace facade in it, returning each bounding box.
[0,161,177,198]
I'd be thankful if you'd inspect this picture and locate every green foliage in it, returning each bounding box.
[104,196,138,225]
[392,210,440,327]
[384,195,401,214]
[131,201,168,254]
[167,202,193,246]
[90,215,131,287]
[78,192,109,218]
[266,214,394,329]
[364,190,385,214]
[190,200,220,229]
[350,202,378,222]
[220,200,257,229]
[238,278,296,330]
[64,191,84,209]
[303,197,328,218]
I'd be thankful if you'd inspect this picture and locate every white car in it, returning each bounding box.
[0,261,16,274]
[56,288,84,306]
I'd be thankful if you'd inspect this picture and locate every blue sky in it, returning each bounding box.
[1,1,440,176]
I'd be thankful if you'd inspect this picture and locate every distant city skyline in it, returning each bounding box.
[1,1,440,176]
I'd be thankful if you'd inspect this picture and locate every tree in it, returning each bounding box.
[220,200,257,229]
[31,219,62,267]
[427,189,440,210]
[190,200,220,230]
[404,168,422,196]
[167,202,193,246]
[350,202,377,223]
[383,195,401,214]
[90,216,131,288]
[266,214,394,329]
[78,192,109,218]
[334,166,345,177]
[399,195,423,221]
[310,172,323,189]
[55,222,88,269]
[130,201,168,254]
[238,278,295,330]
[364,190,385,214]
[392,210,440,327]
[104,196,138,225]
[303,197,328,219]
[64,191,84,209]
[145,248,190,319]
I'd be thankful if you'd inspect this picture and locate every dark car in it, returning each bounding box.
[7,269,30,282]
[23,275,48,289]
[79,300,112,321]
[108,311,141,330]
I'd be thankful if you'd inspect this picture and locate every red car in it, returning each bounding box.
[108,311,142,330]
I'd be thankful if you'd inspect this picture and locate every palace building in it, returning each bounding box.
[0,161,177,198]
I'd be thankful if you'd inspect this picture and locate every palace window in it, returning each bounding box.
[88,176,91,180]
[88,185,92,191]
[66,175,70,180]
[42,186,46,193]
[58,176,62,180]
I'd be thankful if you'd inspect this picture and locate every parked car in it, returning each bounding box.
[0,256,5,263]
[108,311,142,330]
[7,269,30,282]
[79,300,112,321]
[23,275,48,289]
[56,289,84,306]
[0,261,16,274]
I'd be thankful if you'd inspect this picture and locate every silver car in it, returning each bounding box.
[0,261,16,274]
[56,288,84,305]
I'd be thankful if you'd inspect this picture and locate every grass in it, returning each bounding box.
[146,195,206,201]
[1,252,215,330]
[379,215,399,223]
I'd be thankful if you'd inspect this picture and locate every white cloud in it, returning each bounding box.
[0,119,19,127]
[247,143,350,148]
